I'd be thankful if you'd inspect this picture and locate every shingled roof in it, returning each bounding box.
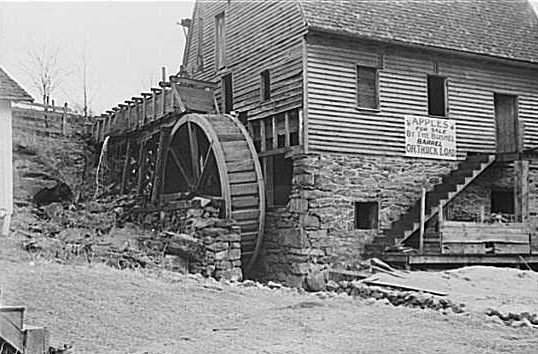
[299,0,538,64]
[0,68,33,101]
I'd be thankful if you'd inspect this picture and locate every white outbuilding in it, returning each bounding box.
[0,68,33,236]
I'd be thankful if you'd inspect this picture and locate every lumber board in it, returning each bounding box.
[362,279,447,296]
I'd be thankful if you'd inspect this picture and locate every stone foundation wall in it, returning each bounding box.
[255,153,459,286]
[256,153,538,286]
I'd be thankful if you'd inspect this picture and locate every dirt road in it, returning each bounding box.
[1,259,537,354]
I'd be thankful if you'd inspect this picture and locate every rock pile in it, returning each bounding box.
[14,194,244,281]
[485,308,538,328]
[324,280,465,313]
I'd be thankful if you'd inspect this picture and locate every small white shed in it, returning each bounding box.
[0,68,33,236]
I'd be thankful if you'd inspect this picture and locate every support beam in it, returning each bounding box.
[120,139,132,194]
[136,139,147,195]
[151,126,172,203]
[419,187,426,253]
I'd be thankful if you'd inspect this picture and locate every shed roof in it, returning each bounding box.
[299,0,538,64]
[0,68,33,101]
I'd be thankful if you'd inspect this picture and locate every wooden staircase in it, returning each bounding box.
[367,153,496,255]
[0,306,49,354]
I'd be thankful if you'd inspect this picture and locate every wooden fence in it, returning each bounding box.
[12,99,90,137]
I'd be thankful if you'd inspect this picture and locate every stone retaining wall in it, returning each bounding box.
[122,197,243,281]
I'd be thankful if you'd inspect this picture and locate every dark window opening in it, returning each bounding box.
[221,73,233,113]
[355,202,379,229]
[261,69,271,101]
[264,118,273,149]
[491,189,514,214]
[276,114,285,148]
[215,12,226,69]
[250,120,261,152]
[428,75,447,116]
[270,154,293,206]
[357,66,379,109]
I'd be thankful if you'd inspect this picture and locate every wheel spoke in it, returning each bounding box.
[168,147,194,190]
[187,122,200,180]
[194,142,218,194]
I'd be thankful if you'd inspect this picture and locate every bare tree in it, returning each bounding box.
[22,43,68,103]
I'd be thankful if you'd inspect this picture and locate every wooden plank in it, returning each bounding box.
[408,254,538,265]
[419,187,425,253]
[284,111,291,147]
[230,182,258,196]
[228,171,257,184]
[136,140,147,195]
[231,209,260,221]
[231,195,260,208]
[442,243,488,254]
[493,242,530,254]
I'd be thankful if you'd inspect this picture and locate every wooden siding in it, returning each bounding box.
[305,35,538,157]
[183,0,306,122]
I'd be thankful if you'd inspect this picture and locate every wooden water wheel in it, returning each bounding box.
[162,113,265,274]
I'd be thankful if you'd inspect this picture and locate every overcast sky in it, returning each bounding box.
[1,1,538,115]
[1,1,194,114]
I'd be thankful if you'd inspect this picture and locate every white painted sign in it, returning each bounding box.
[405,116,457,160]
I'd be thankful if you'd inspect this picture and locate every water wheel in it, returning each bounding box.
[162,113,265,274]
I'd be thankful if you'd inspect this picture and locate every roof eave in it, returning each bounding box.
[306,25,538,70]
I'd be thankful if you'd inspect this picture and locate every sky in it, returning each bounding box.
[0,1,195,114]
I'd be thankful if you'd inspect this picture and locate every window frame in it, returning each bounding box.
[214,11,226,70]
[356,65,380,111]
[260,69,271,102]
[427,74,448,117]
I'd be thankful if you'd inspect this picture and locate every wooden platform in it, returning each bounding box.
[383,253,538,270]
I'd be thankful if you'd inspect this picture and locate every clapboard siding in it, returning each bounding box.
[306,35,538,157]
[183,1,306,122]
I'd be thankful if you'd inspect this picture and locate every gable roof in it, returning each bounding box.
[0,68,33,101]
[299,0,538,64]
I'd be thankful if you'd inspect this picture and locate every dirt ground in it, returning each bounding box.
[1,256,537,354]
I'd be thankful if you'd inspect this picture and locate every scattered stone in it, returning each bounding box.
[267,281,283,289]
[325,280,340,292]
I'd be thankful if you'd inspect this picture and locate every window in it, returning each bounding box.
[260,69,271,101]
[221,73,233,113]
[196,15,204,71]
[428,75,447,116]
[354,202,379,229]
[491,189,514,214]
[215,12,226,69]
[356,65,379,109]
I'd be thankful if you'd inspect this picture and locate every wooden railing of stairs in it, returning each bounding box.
[368,153,497,255]
[0,306,49,354]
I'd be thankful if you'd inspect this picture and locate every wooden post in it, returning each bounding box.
[514,160,529,223]
[419,187,426,253]
[260,119,266,152]
[438,200,444,254]
[272,116,277,150]
[284,111,291,147]
[161,67,167,117]
[62,102,68,136]
[136,139,147,195]
[120,139,132,194]
[479,204,485,223]
[151,126,172,203]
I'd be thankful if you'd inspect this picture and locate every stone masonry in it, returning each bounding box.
[123,197,243,281]
[255,152,538,287]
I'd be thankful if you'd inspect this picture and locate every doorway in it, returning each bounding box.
[494,93,519,153]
